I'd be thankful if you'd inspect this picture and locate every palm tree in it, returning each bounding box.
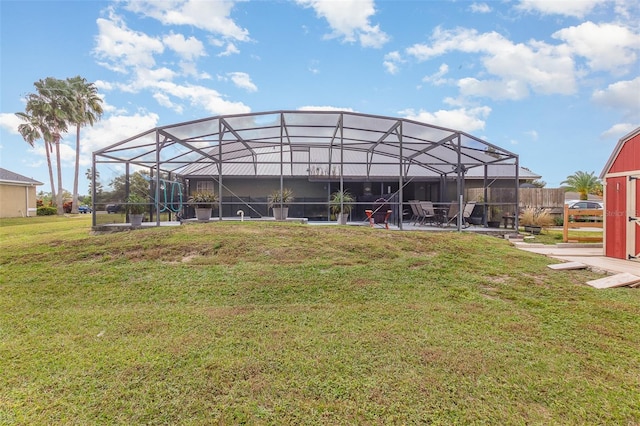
[561,171,601,200]
[67,76,103,214]
[16,101,58,206]
[29,78,74,214]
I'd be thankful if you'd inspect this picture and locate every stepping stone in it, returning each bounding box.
[547,262,587,270]
[586,273,640,289]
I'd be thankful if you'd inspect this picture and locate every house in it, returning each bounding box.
[0,168,43,218]
[599,127,640,262]
[93,110,539,229]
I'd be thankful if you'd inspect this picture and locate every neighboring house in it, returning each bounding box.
[600,127,640,262]
[0,168,43,218]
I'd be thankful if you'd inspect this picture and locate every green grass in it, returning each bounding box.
[521,228,604,245]
[1,216,639,424]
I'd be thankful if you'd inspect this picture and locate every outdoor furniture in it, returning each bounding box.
[419,201,436,225]
[502,214,516,229]
[444,201,476,228]
[408,200,420,225]
[366,198,392,229]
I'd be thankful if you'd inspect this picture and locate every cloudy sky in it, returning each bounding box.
[1,0,638,194]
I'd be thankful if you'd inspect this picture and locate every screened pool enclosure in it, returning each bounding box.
[92,110,529,230]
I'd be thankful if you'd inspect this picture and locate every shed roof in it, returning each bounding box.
[0,168,43,186]
[600,126,640,179]
[95,110,533,181]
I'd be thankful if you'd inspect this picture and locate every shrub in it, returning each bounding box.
[187,191,219,209]
[37,206,57,216]
[520,207,554,228]
[63,201,73,213]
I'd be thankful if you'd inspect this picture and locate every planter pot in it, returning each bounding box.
[525,225,542,235]
[129,214,144,227]
[195,208,212,221]
[336,213,349,225]
[468,216,483,226]
[272,207,289,221]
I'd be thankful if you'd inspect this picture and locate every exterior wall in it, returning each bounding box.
[0,183,38,218]
[635,178,640,260]
[604,176,627,259]
[602,131,640,261]
[608,134,640,173]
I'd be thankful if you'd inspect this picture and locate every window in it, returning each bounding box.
[195,181,215,193]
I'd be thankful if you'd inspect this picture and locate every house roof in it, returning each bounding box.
[0,168,43,186]
[95,110,537,180]
[600,126,640,179]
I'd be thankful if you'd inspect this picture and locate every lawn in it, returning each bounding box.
[1,216,638,424]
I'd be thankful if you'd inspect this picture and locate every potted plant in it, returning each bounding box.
[268,188,294,220]
[188,191,219,221]
[487,205,502,228]
[330,190,355,225]
[125,193,147,227]
[520,207,554,234]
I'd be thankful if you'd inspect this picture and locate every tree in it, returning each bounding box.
[68,77,103,214]
[17,78,75,214]
[85,168,103,204]
[108,171,150,202]
[561,171,601,200]
[16,109,57,205]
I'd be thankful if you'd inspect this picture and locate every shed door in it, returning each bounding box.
[630,175,640,262]
[606,176,627,259]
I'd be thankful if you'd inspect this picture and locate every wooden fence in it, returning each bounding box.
[466,188,565,212]
[562,204,603,243]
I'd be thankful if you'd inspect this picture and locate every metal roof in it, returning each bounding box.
[94,110,530,180]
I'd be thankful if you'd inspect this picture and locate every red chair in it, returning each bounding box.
[365,198,392,229]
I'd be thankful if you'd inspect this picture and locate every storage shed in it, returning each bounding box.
[600,127,640,262]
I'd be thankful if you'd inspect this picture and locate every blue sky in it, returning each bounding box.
[1,0,638,195]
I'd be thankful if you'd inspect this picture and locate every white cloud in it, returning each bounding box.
[524,130,539,140]
[422,63,450,86]
[163,32,206,61]
[458,77,530,100]
[228,72,258,92]
[600,123,638,140]
[94,12,164,73]
[295,0,389,48]
[0,113,24,136]
[399,106,491,133]
[553,21,640,74]
[515,0,601,18]
[406,27,577,99]
[592,77,640,117]
[123,0,250,41]
[383,51,403,74]
[469,3,491,13]
[218,42,240,57]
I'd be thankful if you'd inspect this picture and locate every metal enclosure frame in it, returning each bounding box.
[92,110,524,230]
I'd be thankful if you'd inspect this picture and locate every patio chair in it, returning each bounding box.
[444,201,476,228]
[408,200,420,225]
[419,201,436,225]
[365,198,392,229]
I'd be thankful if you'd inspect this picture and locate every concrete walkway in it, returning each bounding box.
[512,242,640,275]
